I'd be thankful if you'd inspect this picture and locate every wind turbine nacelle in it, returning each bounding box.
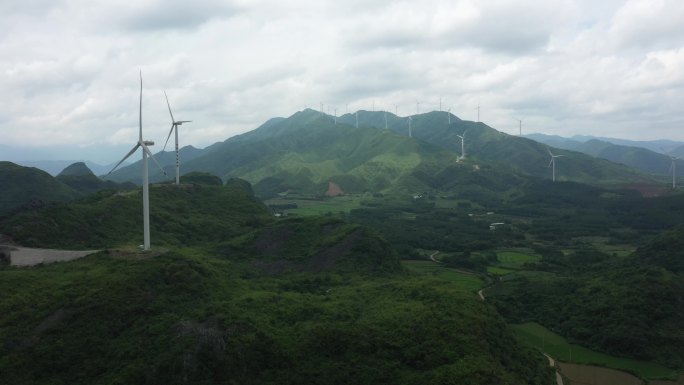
[143,140,155,146]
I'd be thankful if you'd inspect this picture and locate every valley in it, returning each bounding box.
[1,109,683,384]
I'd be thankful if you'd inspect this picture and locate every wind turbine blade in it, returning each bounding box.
[547,148,554,156]
[164,91,175,123]
[107,144,140,175]
[141,143,168,176]
[139,71,143,141]
[162,124,175,152]
[547,158,553,168]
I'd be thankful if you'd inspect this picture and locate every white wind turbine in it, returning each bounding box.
[517,119,522,136]
[162,91,192,185]
[355,111,359,128]
[384,111,388,129]
[447,108,452,124]
[457,129,467,160]
[547,148,564,182]
[107,72,167,251]
[662,148,679,188]
[408,116,413,137]
[668,156,678,188]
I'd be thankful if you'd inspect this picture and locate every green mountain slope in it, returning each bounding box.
[527,135,679,176]
[0,178,271,250]
[348,111,653,184]
[109,110,476,198]
[0,161,78,215]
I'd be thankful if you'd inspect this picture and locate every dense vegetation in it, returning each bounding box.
[0,179,554,384]
[0,161,77,214]
[486,226,684,369]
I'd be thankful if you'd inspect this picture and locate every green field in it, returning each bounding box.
[496,250,542,266]
[486,266,518,275]
[401,260,485,291]
[511,322,677,380]
[266,196,364,216]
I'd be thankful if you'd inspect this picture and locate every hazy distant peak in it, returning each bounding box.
[58,162,95,177]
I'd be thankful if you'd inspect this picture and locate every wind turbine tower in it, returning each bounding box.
[547,149,564,182]
[162,91,192,185]
[667,154,679,188]
[356,111,359,128]
[457,130,467,160]
[408,116,413,137]
[107,72,167,251]
[518,119,522,136]
[447,108,452,124]
[384,111,388,129]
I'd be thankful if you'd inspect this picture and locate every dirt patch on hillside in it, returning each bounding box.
[622,183,669,198]
[325,181,344,197]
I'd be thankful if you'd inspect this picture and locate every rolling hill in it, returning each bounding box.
[0,161,78,215]
[0,177,553,385]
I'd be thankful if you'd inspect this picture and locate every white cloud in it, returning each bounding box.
[1,0,684,162]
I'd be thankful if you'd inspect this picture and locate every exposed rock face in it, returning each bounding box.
[325,181,343,197]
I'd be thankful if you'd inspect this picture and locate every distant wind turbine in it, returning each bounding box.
[439,96,442,111]
[162,91,192,185]
[384,111,388,129]
[475,104,480,122]
[662,147,679,188]
[355,111,359,128]
[547,148,564,182]
[408,116,412,137]
[107,72,167,251]
[517,119,522,136]
[447,108,452,124]
[457,130,467,160]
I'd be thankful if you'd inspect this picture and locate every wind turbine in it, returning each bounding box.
[668,156,678,188]
[447,108,452,124]
[547,148,564,182]
[355,111,359,128]
[457,130,467,160]
[662,148,679,188]
[475,104,480,122]
[384,111,388,129]
[408,116,412,137]
[107,72,167,251]
[162,91,192,185]
[517,119,522,136]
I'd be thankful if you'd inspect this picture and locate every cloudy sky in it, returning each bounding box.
[2,0,684,162]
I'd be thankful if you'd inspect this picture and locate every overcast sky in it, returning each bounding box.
[2,0,684,162]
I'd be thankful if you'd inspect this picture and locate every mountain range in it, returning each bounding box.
[527,133,684,176]
[105,109,658,198]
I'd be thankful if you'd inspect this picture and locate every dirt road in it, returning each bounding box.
[1,244,100,266]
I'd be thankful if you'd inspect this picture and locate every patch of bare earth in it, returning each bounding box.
[325,181,344,197]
